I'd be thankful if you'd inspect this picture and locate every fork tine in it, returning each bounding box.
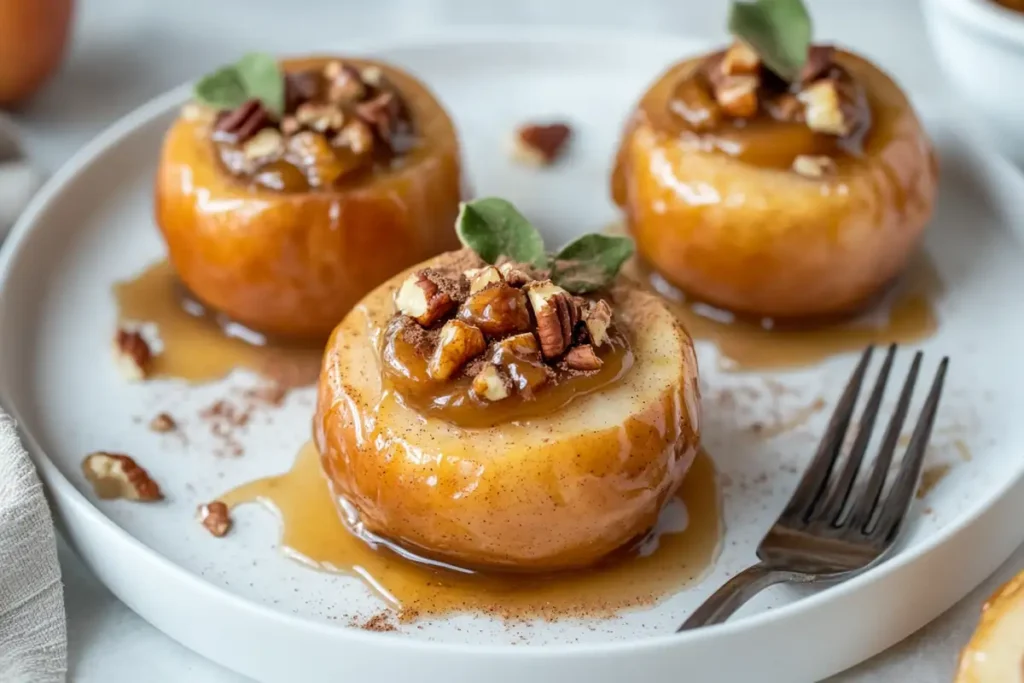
[846,352,923,532]
[817,344,897,525]
[868,357,949,543]
[782,346,874,522]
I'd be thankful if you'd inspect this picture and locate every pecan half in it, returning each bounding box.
[214,98,272,144]
[198,501,232,537]
[526,281,579,359]
[82,452,163,502]
[395,271,457,326]
[114,328,152,381]
[466,266,503,294]
[564,344,603,371]
[512,122,572,166]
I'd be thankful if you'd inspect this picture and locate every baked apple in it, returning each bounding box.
[156,54,462,340]
[314,199,701,572]
[612,1,938,320]
[956,570,1024,682]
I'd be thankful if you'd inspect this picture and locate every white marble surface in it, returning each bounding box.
[8,0,1019,680]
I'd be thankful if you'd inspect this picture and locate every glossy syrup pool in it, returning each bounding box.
[114,260,322,385]
[219,441,722,621]
[622,251,941,371]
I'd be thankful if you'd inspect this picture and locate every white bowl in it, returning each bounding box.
[924,0,1024,165]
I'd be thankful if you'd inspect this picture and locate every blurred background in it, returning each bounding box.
[5,0,935,171]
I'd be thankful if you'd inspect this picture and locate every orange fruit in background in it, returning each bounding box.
[0,0,74,107]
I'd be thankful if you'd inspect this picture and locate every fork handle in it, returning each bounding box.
[678,564,804,631]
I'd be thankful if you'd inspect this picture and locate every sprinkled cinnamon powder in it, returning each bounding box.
[349,612,399,632]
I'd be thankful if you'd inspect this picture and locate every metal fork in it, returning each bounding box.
[679,345,949,631]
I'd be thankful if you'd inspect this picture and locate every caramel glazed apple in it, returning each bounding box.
[156,53,462,340]
[612,0,938,320]
[315,198,701,572]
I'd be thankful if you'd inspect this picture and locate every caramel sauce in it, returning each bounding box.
[379,318,635,428]
[622,250,941,371]
[114,260,322,384]
[658,55,871,171]
[219,441,722,620]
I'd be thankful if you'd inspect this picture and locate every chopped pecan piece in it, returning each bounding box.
[466,266,503,294]
[149,412,177,433]
[792,154,837,178]
[798,79,850,136]
[714,75,759,119]
[471,365,510,402]
[721,41,760,76]
[296,102,345,134]
[82,452,163,502]
[525,281,579,359]
[427,320,486,381]
[198,501,232,537]
[333,119,375,155]
[114,328,152,381]
[457,284,532,338]
[583,299,613,347]
[356,91,403,143]
[497,262,535,287]
[214,98,272,144]
[492,332,542,361]
[669,76,722,132]
[394,271,456,326]
[765,93,805,123]
[512,122,572,166]
[564,345,604,371]
[324,61,367,104]
[243,128,284,162]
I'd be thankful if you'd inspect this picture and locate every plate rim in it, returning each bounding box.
[1,27,1021,661]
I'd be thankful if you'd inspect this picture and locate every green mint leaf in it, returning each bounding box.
[193,66,248,111]
[550,234,634,294]
[455,198,547,268]
[728,0,812,82]
[235,52,285,116]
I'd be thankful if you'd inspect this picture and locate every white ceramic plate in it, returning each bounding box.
[2,31,1024,683]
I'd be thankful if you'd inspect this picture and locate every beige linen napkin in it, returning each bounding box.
[0,114,65,682]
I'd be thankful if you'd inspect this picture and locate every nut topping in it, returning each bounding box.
[356,91,403,144]
[284,70,321,113]
[324,61,367,104]
[583,299,613,347]
[149,412,177,433]
[721,41,760,76]
[296,102,345,134]
[564,344,603,371]
[798,79,850,136]
[395,271,456,327]
[198,501,232,537]
[466,266,503,294]
[792,154,837,178]
[498,262,535,288]
[333,119,375,156]
[457,284,532,338]
[714,74,760,119]
[799,45,837,84]
[243,128,285,162]
[512,122,572,166]
[82,452,163,502]
[428,320,487,381]
[214,98,272,144]
[471,364,510,402]
[114,328,152,381]
[525,281,579,359]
